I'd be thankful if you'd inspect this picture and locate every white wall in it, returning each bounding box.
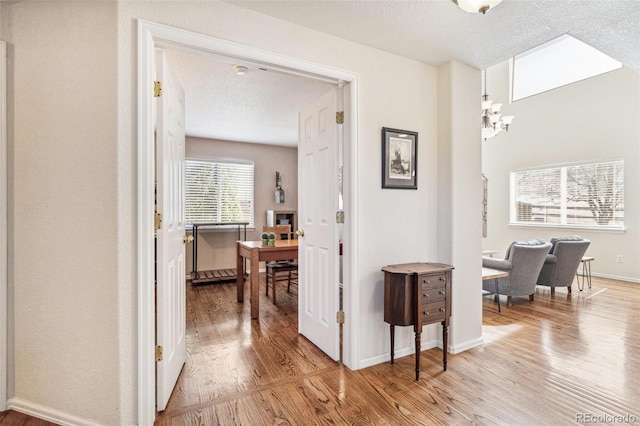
[5,1,121,424]
[482,62,640,282]
[438,62,484,352]
[1,1,481,424]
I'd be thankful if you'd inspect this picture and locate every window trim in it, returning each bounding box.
[509,223,626,234]
[509,158,625,231]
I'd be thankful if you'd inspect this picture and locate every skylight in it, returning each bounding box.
[512,34,622,101]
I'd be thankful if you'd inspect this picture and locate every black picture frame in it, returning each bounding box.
[381,127,418,189]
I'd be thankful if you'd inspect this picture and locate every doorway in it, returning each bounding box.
[138,20,359,425]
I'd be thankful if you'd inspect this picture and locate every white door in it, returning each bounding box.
[298,89,340,360]
[155,49,186,411]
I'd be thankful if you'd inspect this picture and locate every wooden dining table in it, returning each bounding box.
[236,239,299,319]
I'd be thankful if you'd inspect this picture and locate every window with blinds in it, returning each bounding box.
[185,159,254,227]
[511,159,624,228]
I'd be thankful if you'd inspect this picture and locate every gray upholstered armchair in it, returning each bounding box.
[537,236,590,295]
[483,239,552,306]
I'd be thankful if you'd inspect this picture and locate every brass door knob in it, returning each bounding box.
[295,229,304,237]
[183,235,194,244]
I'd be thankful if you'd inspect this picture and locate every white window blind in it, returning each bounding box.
[185,159,254,227]
[511,159,624,228]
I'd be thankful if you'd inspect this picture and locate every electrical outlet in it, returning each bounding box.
[617,255,624,263]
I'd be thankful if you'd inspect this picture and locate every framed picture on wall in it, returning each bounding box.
[381,127,418,189]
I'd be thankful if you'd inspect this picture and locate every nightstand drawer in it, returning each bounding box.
[420,274,447,290]
[421,287,446,302]
[421,301,446,323]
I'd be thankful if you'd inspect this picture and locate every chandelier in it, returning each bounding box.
[452,0,503,14]
[481,69,514,141]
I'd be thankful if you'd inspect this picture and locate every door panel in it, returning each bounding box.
[298,89,340,360]
[155,49,186,412]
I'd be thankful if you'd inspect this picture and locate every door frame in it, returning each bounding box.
[0,41,7,412]
[137,21,359,425]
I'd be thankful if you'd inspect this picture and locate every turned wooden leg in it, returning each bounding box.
[442,321,448,372]
[567,285,572,294]
[529,293,534,301]
[390,324,395,364]
[551,287,555,296]
[414,331,421,380]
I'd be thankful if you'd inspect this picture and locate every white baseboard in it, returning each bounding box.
[591,272,640,284]
[448,336,484,354]
[8,397,102,426]
[357,338,439,369]
[357,334,484,370]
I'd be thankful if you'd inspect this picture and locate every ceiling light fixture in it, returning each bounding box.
[481,69,514,141]
[233,65,249,75]
[452,0,503,14]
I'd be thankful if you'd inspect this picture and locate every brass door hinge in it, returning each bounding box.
[336,310,345,324]
[154,212,163,230]
[154,81,162,97]
[155,345,163,362]
[336,111,344,125]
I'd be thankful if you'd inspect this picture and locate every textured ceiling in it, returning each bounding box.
[165,49,335,147]
[169,0,640,146]
[226,0,640,72]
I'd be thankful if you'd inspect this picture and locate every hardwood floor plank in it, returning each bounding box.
[156,275,640,425]
[0,410,58,426]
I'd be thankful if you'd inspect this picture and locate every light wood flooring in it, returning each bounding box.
[2,276,638,425]
[155,275,640,425]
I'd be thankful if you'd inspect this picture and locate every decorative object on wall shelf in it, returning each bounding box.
[482,68,514,141]
[275,171,285,203]
[382,127,418,189]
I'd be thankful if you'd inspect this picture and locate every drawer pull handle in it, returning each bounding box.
[439,308,445,313]
[439,277,445,281]
[423,293,429,298]
[423,279,430,284]
[423,311,429,316]
[439,290,445,295]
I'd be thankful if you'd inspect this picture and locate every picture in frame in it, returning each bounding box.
[381,127,418,189]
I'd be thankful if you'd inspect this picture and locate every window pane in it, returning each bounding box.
[566,160,624,226]
[511,159,624,228]
[185,159,254,227]
[514,167,561,224]
[513,35,622,101]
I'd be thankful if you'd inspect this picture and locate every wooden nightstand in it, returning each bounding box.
[381,262,454,380]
